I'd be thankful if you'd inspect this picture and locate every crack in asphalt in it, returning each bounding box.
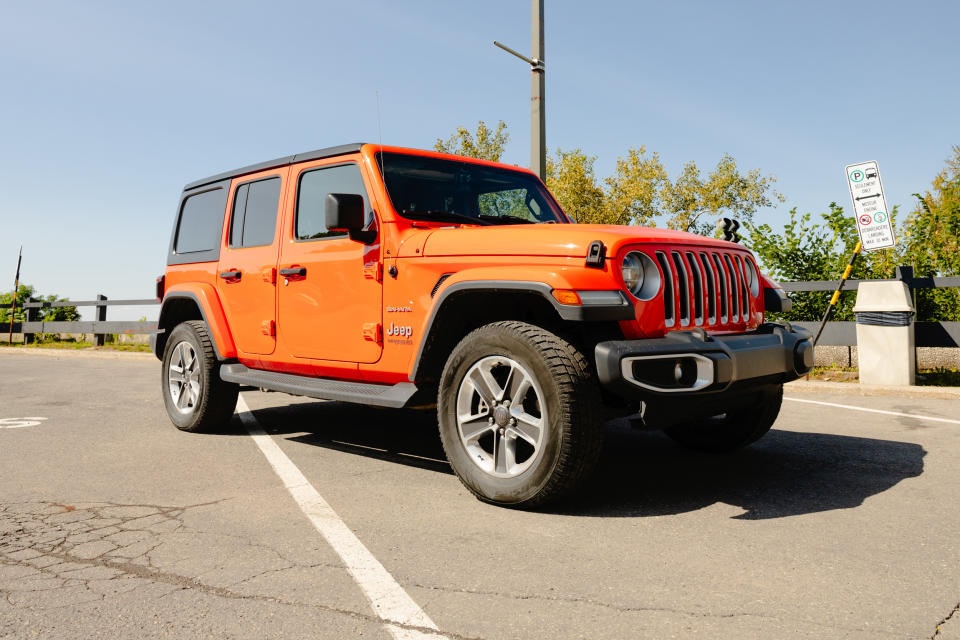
[409,581,906,637]
[0,501,469,640]
[932,601,960,639]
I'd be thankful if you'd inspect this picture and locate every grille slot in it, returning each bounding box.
[699,252,716,324]
[735,256,749,317]
[712,254,728,323]
[723,254,739,321]
[650,248,750,329]
[685,252,703,324]
[671,252,690,326]
[655,252,674,327]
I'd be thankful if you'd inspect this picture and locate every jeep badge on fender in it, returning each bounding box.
[153,143,812,508]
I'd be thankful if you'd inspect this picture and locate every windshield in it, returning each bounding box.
[376,152,568,225]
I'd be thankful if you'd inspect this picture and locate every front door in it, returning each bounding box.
[277,160,382,363]
[216,170,286,356]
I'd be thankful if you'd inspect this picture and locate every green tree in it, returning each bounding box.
[602,146,668,226]
[0,285,81,323]
[902,145,960,321]
[661,154,784,233]
[746,204,904,321]
[544,148,606,223]
[437,123,784,232]
[434,120,510,162]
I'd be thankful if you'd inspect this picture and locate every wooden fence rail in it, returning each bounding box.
[8,295,158,346]
[3,265,958,348]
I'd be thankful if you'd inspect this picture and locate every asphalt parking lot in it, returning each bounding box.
[1,349,958,639]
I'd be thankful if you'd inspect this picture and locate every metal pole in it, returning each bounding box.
[7,246,21,345]
[813,241,862,346]
[531,0,545,181]
[493,0,546,181]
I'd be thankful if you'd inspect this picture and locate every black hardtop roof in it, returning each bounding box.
[183,143,367,192]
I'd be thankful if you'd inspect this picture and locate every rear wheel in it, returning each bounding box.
[161,320,238,432]
[663,384,783,452]
[437,321,602,508]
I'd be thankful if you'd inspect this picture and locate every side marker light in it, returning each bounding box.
[551,289,582,305]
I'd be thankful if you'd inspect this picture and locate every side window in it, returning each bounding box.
[296,163,372,240]
[229,177,281,248]
[175,188,226,254]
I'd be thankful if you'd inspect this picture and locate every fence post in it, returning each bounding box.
[93,294,107,346]
[23,297,38,344]
[895,265,914,288]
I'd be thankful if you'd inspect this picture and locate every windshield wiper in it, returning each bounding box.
[477,214,538,225]
[401,210,492,226]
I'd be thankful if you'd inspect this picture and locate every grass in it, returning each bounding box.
[806,365,960,387]
[1,340,151,353]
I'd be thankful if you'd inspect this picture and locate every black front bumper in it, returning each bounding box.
[595,323,813,402]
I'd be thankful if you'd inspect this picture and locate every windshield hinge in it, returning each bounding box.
[585,240,606,268]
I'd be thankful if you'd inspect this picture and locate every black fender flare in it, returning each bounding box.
[409,280,633,381]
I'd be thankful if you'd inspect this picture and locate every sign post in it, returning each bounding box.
[845,161,895,251]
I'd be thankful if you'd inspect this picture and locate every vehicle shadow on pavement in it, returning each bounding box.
[225,400,454,475]
[227,401,925,520]
[557,419,927,519]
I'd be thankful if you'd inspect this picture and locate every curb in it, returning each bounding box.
[786,378,960,400]
[0,346,155,360]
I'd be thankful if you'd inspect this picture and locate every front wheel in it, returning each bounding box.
[437,321,602,508]
[663,384,783,452]
[161,320,238,432]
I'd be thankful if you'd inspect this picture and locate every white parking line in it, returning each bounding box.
[784,396,960,425]
[236,396,447,640]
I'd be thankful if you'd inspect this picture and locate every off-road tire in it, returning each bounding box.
[663,384,783,452]
[162,320,238,432]
[437,321,603,508]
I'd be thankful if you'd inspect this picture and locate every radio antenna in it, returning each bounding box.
[376,90,385,178]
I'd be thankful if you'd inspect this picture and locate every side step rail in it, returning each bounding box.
[220,364,418,409]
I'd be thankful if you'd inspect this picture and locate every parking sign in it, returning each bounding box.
[845,161,895,251]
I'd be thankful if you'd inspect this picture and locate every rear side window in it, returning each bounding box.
[229,177,281,248]
[296,163,372,240]
[175,188,226,254]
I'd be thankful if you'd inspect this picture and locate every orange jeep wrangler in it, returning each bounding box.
[154,143,811,507]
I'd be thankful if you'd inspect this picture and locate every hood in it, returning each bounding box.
[420,223,743,258]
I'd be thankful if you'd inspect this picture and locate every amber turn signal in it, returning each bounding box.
[551,289,582,305]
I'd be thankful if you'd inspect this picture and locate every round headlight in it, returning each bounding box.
[622,252,644,295]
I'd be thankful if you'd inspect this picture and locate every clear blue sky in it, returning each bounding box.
[2,0,958,318]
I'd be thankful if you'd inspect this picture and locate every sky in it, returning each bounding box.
[1,0,958,319]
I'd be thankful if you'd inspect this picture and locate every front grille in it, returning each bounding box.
[649,247,755,330]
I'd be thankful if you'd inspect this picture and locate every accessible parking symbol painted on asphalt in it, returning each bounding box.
[0,417,48,429]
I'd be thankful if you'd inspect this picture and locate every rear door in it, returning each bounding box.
[216,169,287,356]
[277,159,382,363]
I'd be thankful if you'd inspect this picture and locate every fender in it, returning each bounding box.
[409,275,633,381]
[155,283,237,360]
[760,274,792,313]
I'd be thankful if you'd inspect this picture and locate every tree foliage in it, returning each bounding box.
[436,122,783,231]
[902,145,960,320]
[746,204,901,321]
[546,146,781,231]
[661,154,785,233]
[544,149,606,223]
[0,285,80,323]
[747,146,960,322]
[434,120,510,162]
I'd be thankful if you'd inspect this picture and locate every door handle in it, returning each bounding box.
[219,270,242,280]
[279,267,306,277]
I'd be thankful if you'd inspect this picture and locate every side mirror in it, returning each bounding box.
[325,193,375,244]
